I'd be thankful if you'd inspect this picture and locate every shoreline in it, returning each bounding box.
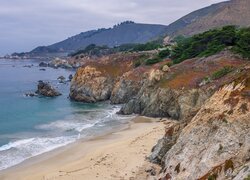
[0,116,166,180]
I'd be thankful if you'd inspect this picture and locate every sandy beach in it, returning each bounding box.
[0,116,166,180]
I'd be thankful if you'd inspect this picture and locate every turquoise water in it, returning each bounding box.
[0,59,132,170]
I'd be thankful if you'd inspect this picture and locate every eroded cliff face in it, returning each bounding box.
[119,86,211,120]
[70,51,248,122]
[153,68,250,180]
[120,51,246,120]
[110,67,147,104]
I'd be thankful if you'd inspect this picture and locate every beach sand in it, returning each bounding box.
[0,116,166,180]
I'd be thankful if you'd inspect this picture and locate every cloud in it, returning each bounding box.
[0,0,225,55]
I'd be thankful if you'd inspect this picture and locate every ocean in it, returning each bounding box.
[0,59,133,170]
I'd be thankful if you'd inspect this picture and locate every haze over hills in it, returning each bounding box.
[14,0,250,57]
[166,0,250,36]
[30,21,167,55]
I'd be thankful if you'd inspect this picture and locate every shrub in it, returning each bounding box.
[158,49,170,58]
[211,66,233,80]
[131,42,162,52]
[145,57,162,65]
[244,175,250,180]
[234,27,250,58]
[171,26,238,64]
[134,60,141,68]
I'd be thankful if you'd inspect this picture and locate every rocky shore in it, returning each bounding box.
[68,50,250,179]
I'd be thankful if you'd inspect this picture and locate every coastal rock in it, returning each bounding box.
[39,62,48,67]
[36,81,61,97]
[69,53,148,103]
[48,58,73,69]
[68,74,73,81]
[149,121,181,164]
[23,65,33,68]
[69,66,114,102]
[119,86,211,120]
[157,71,250,180]
[25,92,38,97]
[110,68,145,104]
[57,76,66,83]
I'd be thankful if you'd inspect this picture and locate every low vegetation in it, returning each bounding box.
[171,26,250,64]
[145,57,162,65]
[70,41,163,57]
[211,66,234,80]
[70,26,249,69]
[143,48,171,66]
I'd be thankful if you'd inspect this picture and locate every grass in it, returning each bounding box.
[211,66,233,80]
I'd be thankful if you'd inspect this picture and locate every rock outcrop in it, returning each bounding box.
[152,68,250,180]
[36,81,61,97]
[39,62,48,67]
[70,51,247,122]
[69,53,155,103]
[70,66,114,102]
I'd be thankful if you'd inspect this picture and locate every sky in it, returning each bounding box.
[0,0,226,55]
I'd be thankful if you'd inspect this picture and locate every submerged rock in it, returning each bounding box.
[36,81,61,97]
[25,92,38,97]
[23,65,32,68]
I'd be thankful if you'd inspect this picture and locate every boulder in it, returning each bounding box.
[162,65,170,72]
[148,69,164,86]
[36,81,61,97]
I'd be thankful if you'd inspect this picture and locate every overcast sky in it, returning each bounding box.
[0,0,226,55]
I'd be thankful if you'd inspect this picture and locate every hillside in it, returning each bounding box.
[166,0,250,36]
[30,21,167,55]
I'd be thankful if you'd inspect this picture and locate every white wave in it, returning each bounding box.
[35,106,125,133]
[0,105,134,171]
[36,121,95,133]
[0,138,35,151]
[0,136,76,171]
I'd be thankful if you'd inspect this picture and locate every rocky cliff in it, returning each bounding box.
[152,67,250,180]
[69,52,156,103]
[120,51,247,120]
[69,50,250,179]
[70,51,247,121]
